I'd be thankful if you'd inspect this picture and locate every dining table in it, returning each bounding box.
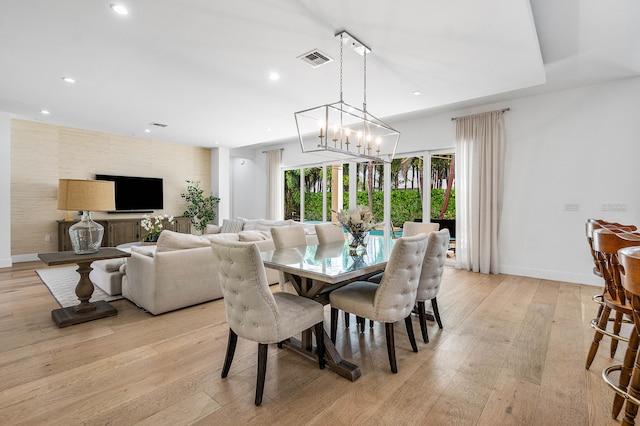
[261,236,395,381]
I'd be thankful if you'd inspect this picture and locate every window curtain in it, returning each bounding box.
[266,149,282,220]
[455,110,505,274]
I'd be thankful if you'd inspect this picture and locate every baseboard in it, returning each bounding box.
[11,253,40,263]
[0,256,12,268]
[499,264,601,287]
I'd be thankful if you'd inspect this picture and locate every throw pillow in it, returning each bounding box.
[220,218,245,233]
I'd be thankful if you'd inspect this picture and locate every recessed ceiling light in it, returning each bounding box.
[144,129,150,133]
[413,91,422,96]
[40,110,50,115]
[62,77,75,83]
[269,72,280,81]
[110,4,128,15]
[266,127,272,132]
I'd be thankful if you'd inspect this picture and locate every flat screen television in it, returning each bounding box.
[95,174,163,212]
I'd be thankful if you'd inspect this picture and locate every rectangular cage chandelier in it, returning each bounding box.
[294,30,400,163]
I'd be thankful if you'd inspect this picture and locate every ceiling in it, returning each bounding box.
[1,0,638,149]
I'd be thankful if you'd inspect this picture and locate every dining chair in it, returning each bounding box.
[585,219,637,324]
[315,222,345,245]
[211,238,325,406]
[586,228,640,370]
[605,246,640,423]
[402,221,440,236]
[314,222,361,326]
[270,226,308,293]
[329,233,428,373]
[366,223,447,338]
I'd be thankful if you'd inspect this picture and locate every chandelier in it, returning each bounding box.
[294,30,400,163]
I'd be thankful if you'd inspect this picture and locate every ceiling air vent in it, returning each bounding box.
[149,122,168,128]
[298,49,333,68]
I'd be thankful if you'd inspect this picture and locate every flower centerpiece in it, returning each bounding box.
[141,214,174,243]
[335,205,378,255]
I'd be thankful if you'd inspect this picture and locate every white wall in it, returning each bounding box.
[211,147,230,225]
[0,112,10,267]
[230,148,266,220]
[245,76,640,286]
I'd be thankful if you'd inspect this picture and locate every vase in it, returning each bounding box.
[347,231,369,256]
[142,234,159,245]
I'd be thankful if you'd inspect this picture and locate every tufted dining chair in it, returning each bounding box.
[315,222,346,245]
[329,233,428,373]
[211,238,325,406]
[402,221,440,236]
[410,228,450,343]
[270,226,308,293]
[368,225,449,343]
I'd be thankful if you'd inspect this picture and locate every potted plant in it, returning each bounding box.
[181,180,220,233]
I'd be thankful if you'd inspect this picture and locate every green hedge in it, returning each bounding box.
[302,189,455,224]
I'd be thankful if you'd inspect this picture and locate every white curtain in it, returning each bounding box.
[455,110,505,274]
[266,149,282,220]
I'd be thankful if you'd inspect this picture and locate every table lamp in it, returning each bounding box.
[57,179,116,254]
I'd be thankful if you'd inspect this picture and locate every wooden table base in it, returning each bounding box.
[281,329,361,381]
[51,300,117,328]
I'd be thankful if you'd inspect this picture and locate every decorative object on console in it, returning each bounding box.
[181,180,221,232]
[294,30,400,162]
[57,179,115,254]
[141,214,174,242]
[335,205,378,255]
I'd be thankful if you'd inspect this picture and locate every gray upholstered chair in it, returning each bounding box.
[369,228,450,343]
[270,226,307,249]
[315,222,345,245]
[403,221,440,236]
[270,226,308,293]
[211,238,325,406]
[329,233,428,373]
[412,229,449,342]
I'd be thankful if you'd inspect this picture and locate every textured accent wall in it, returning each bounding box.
[11,119,211,256]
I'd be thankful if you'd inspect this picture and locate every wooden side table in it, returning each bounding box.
[38,248,131,328]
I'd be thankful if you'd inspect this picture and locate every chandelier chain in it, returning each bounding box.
[339,33,344,103]
[363,51,367,112]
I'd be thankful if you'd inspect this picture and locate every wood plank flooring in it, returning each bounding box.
[0,262,630,425]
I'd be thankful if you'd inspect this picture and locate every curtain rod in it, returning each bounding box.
[451,107,510,121]
[261,148,285,153]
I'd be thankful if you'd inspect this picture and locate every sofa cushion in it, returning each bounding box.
[156,230,213,252]
[255,219,291,231]
[220,218,244,233]
[238,230,272,242]
[131,245,157,257]
[92,258,127,272]
[204,224,221,234]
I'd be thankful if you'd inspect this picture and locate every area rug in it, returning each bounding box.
[36,266,124,308]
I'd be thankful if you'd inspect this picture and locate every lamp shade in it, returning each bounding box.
[58,179,115,212]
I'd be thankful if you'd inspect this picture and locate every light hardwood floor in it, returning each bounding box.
[0,262,631,425]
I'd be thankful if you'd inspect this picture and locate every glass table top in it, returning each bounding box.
[261,237,395,282]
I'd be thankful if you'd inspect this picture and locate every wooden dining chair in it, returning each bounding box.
[211,238,325,406]
[605,246,640,423]
[329,233,428,373]
[585,219,637,324]
[586,228,640,370]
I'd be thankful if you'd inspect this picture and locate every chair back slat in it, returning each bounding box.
[593,229,640,302]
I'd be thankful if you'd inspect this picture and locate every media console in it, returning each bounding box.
[57,217,191,251]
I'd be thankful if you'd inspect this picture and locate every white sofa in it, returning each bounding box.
[121,219,318,315]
